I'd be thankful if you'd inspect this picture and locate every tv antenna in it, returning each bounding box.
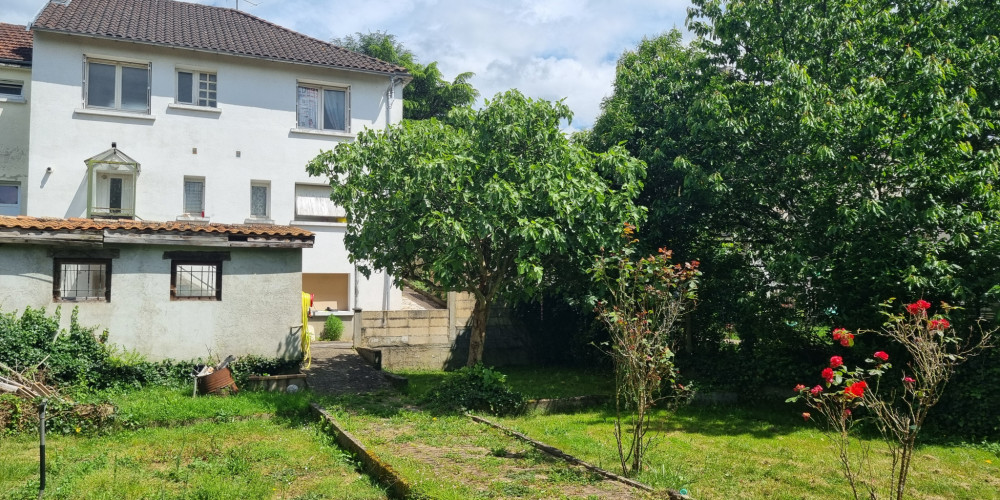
[235,0,260,10]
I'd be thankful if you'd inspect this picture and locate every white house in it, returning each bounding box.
[0,0,407,360]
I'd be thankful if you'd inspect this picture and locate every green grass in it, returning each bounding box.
[318,391,648,499]
[392,365,612,400]
[495,404,1000,499]
[1,387,386,500]
[0,419,386,500]
[102,385,313,427]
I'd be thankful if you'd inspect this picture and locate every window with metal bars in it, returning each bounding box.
[53,259,111,302]
[183,178,205,216]
[171,261,222,300]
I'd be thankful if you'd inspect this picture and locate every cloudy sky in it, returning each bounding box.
[2,0,693,130]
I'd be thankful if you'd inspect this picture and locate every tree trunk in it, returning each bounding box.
[466,297,491,366]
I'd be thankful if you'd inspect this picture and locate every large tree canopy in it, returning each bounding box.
[591,0,1000,342]
[307,90,646,365]
[334,31,479,120]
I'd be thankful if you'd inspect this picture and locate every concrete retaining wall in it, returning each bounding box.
[355,291,534,370]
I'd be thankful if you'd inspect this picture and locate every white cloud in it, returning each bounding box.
[5,0,694,129]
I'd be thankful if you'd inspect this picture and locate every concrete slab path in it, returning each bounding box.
[306,341,393,395]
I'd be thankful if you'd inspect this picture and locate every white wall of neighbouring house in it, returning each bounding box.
[0,243,304,361]
[25,31,403,312]
[0,63,31,216]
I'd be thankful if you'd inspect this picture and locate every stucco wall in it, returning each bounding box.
[25,31,403,310]
[0,63,31,214]
[0,243,303,361]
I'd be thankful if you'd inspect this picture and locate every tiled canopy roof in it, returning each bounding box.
[31,0,408,76]
[0,215,314,240]
[0,23,32,66]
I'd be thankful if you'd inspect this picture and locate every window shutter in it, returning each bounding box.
[295,184,345,219]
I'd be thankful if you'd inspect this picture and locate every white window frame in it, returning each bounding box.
[296,81,350,132]
[249,181,271,221]
[176,69,218,108]
[182,177,206,217]
[0,181,21,216]
[84,57,151,113]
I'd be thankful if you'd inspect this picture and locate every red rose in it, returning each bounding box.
[905,299,932,315]
[802,412,811,421]
[843,408,852,418]
[810,385,823,395]
[832,328,848,341]
[902,376,915,384]
[794,384,806,392]
[929,318,951,331]
[829,356,844,368]
[821,367,835,383]
[844,380,868,398]
[873,351,889,362]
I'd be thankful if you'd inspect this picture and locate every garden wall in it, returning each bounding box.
[355,292,534,370]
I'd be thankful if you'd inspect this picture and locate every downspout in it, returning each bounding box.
[381,76,399,320]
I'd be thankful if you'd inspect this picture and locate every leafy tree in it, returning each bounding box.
[306,90,646,366]
[591,1,1000,345]
[334,31,479,120]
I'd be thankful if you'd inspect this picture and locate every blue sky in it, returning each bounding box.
[2,0,694,130]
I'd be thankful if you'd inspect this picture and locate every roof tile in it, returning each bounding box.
[31,0,407,75]
[0,215,314,240]
[0,23,32,65]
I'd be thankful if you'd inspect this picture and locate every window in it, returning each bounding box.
[0,79,23,98]
[53,259,111,302]
[296,84,349,132]
[171,261,222,300]
[177,70,217,107]
[183,177,205,217]
[0,182,20,216]
[294,183,345,222]
[85,59,150,113]
[250,181,269,219]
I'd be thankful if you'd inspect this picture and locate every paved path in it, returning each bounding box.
[306,341,393,395]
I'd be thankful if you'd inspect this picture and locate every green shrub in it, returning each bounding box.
[229,355,303,388]
[322,315,344,341]
[422,364,525,416]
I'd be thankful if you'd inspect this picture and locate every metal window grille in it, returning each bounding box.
[173,263,219,299]
[250,184,268,217]
[184,180,204,215]
[58,262,108,300]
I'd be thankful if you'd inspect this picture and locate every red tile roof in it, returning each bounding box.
[31,0,407,76]
[0,215,314,240]
[0,23,32,65]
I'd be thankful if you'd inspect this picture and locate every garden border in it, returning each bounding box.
[468,414,692,500]
[310,403,412,499]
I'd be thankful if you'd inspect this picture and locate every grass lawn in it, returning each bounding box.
[317,392,648,500]
[397,366,1000,499]
[1,387,386,500]
[494,404,1000,499]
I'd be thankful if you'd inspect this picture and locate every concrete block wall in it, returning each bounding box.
[354,291,535,370]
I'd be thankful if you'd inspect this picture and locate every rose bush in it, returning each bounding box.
[788,299,994,500]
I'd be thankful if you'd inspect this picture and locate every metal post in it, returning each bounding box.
[38,399,47,499]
